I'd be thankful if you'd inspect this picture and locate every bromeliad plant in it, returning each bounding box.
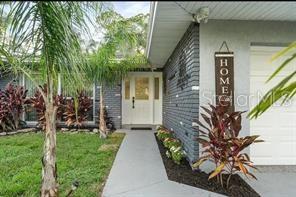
[192,103,263,188]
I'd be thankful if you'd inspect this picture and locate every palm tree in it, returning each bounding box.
[249,42,296,119]
[87,10,148,138]
[0,2,100,196]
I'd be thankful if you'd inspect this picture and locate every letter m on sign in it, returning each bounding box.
[214,52,234,113]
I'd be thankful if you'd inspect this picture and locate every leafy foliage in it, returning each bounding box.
[28,84,65,130]
[28,86,92,129]
[87,9,148,137]
[98,107,116,131]
[0,2,100,93]
[249,42,296,119]
[87,9,149,88]
[63,91,92,128]
[192,102,263,188]
[156,126,173,141]
[0,82,27,132]
[0,2,101,193]
[156,126,186,165]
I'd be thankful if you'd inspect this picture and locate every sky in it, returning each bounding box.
[112,1,150,18]
[84,1,150,51]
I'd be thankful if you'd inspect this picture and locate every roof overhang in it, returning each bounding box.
[146,1,296,68]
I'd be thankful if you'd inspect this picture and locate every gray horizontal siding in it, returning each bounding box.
[94,84,122,129]
[0,75,19,90]
[163,23,200,163]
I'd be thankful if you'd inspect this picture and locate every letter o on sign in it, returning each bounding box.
[220,68,229,76]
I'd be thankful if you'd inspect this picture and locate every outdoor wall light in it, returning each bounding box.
[192,7,209,23]
[175,2,209,24]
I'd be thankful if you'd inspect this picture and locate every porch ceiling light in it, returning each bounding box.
[192,7,209,24]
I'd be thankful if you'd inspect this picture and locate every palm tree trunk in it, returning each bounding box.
[99,85,107,138]
[41,102,58,197]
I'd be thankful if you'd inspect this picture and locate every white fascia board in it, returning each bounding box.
[145,2,158,58]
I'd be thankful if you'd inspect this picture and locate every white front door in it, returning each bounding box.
[122,72,162,125]
[250,46,296,165]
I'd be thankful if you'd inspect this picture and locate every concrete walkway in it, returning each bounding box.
[102,130,223,197]
[244,166,296,197]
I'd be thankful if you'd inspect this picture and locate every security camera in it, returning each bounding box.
[192,7,209,24]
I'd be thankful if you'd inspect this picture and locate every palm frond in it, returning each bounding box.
[1,2,101,97]
[249,71,296,119]
[86,9,149,87]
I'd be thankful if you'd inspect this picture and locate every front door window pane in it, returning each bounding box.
[154,77,159,100]
[135,77,149,100]
[125,79,130,99]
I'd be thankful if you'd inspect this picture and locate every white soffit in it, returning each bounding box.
[147,1,296,67]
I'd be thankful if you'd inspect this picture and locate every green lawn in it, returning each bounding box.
[0,132,124,197]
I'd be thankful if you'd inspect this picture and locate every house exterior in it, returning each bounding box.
[146,2,296,166]
[1,2,296,166]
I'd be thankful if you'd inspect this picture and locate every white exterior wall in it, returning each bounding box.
[199,20,296,170]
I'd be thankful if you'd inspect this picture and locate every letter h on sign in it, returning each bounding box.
[214,51,234,113]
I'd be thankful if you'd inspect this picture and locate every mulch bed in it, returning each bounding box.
[0,128,40,137]
[0,128,97,137]
[155,133,260,197]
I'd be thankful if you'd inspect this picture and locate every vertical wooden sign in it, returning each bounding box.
[214,52,234,113]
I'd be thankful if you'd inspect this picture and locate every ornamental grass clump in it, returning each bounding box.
[192,102,264,188]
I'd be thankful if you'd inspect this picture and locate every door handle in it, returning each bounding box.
[132,97,135,109]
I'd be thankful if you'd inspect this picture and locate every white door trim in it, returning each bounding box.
[122,72,162,125]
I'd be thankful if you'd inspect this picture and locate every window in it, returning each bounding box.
[125,78,130,99]
[154,77,159,100]
[23,75,43,122]
[163,73,167,95]
[135,77,149,100]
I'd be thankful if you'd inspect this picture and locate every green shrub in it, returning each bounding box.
[156,127,172,141]
[157,126,186,165]
[170,146,186,165]
[163,137,181,149]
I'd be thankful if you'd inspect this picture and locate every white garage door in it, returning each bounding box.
[250,46,296,165]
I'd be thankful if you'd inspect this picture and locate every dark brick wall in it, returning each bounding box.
[163,23,200,163]
[94,84,122,129]
[0,75,19,90]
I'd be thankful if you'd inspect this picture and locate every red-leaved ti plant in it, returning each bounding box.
[192,101,264,188]
[0,89,10,131]
[0,83,28,131]
[28,84,65,130]
[63,91,92,128]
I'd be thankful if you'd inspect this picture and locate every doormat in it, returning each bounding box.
[131,127,152,130]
